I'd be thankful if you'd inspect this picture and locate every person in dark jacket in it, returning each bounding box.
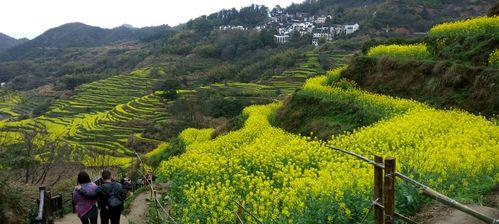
[76,170,124,224]
[120,178,133,197]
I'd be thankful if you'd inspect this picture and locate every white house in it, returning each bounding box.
[313,32,332,40]
[312,39,319,46]
[0,82,6,88]
[316,16,327,24]
[299,30,309,36]
[255,25,266,32]
[274,35,290,44]
[278,28,287,35]
[219,25,246,31]
[344,24,360,35]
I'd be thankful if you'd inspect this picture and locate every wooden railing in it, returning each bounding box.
[33,186,64,224]
[327,145,499,224]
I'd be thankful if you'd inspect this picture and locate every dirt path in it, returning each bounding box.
[55,213,130,224]
[413,204,499,224]
[126,192,149,224]
[413,185,499,223]
[55,192,149,224]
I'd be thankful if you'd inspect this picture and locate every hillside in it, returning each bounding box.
[152,68,498,223]
[0,1,498,223]
[276,15,498,141]
[0,22,171,61]
[0,0,493,91]
[0,33,27,51]
[284,0,495,34]
[147,14,498,223]
[0,48,334,166]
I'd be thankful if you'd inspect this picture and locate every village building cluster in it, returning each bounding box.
[216,11,360,46]
[269,12,360,45]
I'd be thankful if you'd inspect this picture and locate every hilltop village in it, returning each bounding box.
[219,11,360,45]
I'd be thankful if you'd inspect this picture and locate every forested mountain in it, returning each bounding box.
[185,0,494,34]
[0,22,171,61]
[0,0,494,90]
[0,33,27,52]
[284,0,495,33]
[185,4,270,33]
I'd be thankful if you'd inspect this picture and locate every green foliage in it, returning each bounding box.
[59,74,105,90]
[490,2,499,16]
[205,95,244,118]
[489,49,499,67]
[159,79,181,100]
[275,91,380,140]
[211,114,247,138]
[0,177,32,224]
[186,4,269,33]
[31,98,54,117]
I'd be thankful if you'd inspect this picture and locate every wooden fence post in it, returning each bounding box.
[374,155,384,224]
[384,157,396,224]
[46,190,54,224]
[54,194,62,217]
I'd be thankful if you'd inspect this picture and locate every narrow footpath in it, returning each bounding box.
[55,191,148,224]
[413,186,499,223]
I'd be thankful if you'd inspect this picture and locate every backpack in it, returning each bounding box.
[105,182,124,209]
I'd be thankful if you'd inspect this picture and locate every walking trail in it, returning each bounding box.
[55,191,148,224]
[413,185,499,223]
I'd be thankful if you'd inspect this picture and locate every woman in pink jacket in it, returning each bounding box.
[73,171,98,224]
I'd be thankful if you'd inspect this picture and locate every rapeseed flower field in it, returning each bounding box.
[157,68,498,223]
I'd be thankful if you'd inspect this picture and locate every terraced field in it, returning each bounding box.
[48,70,156,117]
[0,49,353,166]
[207,82,280,104]
[0,91,21,119]
[328,50,352,67]
[63,93,169,156]
[266,52,319,93]
[266,50,352,93]
[0,69,164,165]
[1,90,58,120]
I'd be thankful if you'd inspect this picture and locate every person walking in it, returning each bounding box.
[77,170,125,224]
[73,171,98,224]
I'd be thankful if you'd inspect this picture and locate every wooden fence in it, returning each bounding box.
[33,186,64,224]
[326,145,499,224]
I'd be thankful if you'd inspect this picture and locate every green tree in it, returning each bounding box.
[159,79,181,100]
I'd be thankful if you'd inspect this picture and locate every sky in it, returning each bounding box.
[0,0,302,39]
